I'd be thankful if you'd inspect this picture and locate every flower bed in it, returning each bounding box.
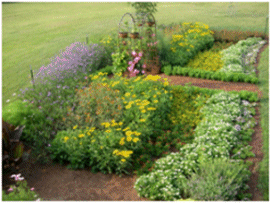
[162,37,266,83]
[134,91,257,201]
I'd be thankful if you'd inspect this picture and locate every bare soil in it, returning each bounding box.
[2,44,268,201]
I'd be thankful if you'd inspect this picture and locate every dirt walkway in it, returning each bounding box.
[2,44,268,201]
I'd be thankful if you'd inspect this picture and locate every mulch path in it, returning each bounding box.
[2,44,268,201]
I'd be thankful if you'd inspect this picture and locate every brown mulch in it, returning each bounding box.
[2,44,268,201]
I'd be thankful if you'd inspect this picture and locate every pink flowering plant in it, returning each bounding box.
[127,50,146,77]
[2,174,41,201]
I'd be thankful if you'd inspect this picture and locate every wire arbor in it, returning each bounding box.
[117,12,160,76]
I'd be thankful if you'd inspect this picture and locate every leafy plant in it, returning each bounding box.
[183,158,251,201]
[164,65,172,75]
[2,120,25,170]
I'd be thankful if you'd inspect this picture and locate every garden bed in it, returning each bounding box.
[2,22,268,200]
[2,74,263,201]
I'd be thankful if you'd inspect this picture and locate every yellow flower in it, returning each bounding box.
[78,134,85,138]
[73,125,78,130]
[119,137,125,145]
[92,75,99,80]
[125,92,131,97]
[140,119,146,122]
[164,81,169,86]
[116,128,122,131]
[100,146,104,149]
[64,136,69,142]
[121,159,126,162]
[91,139,96,143]
[105,130,111,133]
[101,122,110,128]
[122,127,130,131]
[80,142,82,145]
[153,100,158,103]
[133,138,140,143]
[125,130,133,136]
[147,107,156,111]
[132,94,136,98]
[73,137,77,140]
[126,136,132,142]
[134,132,141,136]
[141,109,146,113]
[118,122,123,126]
[153,95,157,98]
[139,106,145,110]
[125,104,132,109]
[113,149,119,155]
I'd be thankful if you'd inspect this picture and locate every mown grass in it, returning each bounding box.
[257,46,269,200]
[2,2,268,107]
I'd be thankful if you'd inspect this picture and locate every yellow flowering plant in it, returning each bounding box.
[165,22,214,67]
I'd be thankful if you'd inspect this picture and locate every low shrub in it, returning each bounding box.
[183,158,251,201]
[50,73,174,174]
[34,42,107,84]
[163,22,215,66]
[164,65,172,75]
[186,50,223,72]
[163,66,259,84]
[212,29,267,43]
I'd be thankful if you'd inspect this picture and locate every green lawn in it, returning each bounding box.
[2,2,269,106]
[257,46,269,201]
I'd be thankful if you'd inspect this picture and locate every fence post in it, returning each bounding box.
[86,34,89,45]
[30,65,35,89]
[264,15,269,37]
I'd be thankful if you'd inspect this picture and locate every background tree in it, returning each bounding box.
[128,2,158,17]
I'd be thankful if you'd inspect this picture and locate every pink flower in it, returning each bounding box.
[127,66,133,72]
[152,34,156,37]
[134,69,140,74]
[38,106,42,109]
[142,70,145,74]
[128,61,133,65]
[134,57,141,63]
[132,51,137,57]
[10,174,24,181]
[8,188,13,192]
[138,52,143,57]
[154,41,158,45]
[142,64,147,69]
[84,76,88,80]
[147,43,150,47]
[129,72,137,77]
[30,188,35,191]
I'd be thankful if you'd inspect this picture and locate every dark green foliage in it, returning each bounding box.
[2,120,25,169]
[162,66,259,84]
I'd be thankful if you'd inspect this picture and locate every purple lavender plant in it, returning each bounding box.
[35,42,106,84]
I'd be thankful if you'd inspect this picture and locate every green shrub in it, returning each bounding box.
[164,22,214,67]
[183,158,251,201]
[164,65,172,75]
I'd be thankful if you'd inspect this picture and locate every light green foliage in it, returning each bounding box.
[257,46,269,200]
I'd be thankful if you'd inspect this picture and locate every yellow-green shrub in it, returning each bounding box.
[186,50,223,72]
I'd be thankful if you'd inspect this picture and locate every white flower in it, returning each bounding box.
[6,99,10,103]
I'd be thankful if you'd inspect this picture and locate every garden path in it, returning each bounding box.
[2,44,268,201]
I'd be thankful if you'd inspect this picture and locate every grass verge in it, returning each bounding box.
[257,46,269,200]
